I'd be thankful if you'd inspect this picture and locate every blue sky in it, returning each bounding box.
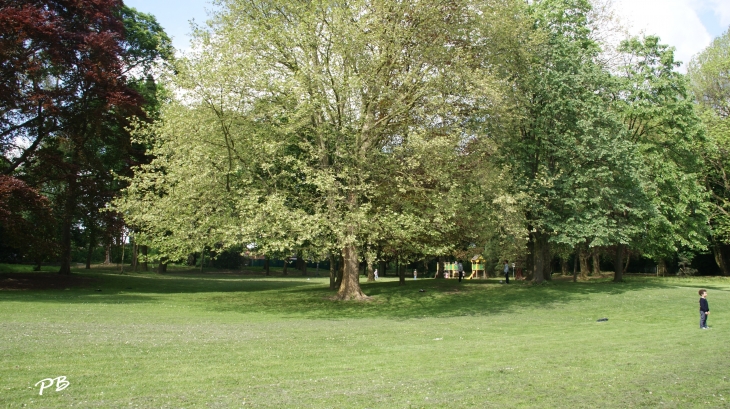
[124,0,215,51]
[125,0,729,69]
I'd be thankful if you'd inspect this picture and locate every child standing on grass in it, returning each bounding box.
[699,289,710,329]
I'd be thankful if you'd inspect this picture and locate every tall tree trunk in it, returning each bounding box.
[561,256,569,276]
[141,245,148,271]
[132,243,138,272]
[613,244,626,282]
[200,246,205,273]
[335,255,344,289]
[399,258,406,285]
[623,250,630,273]
[657,259,667,277]
[115,234,120,268]
[533,241,544,283]
[436,256,444,279]
[532,231,547,283]
[58,177,77,275]
[525,238,534,281]
[367,258,375,282]
[336,243,367,300]
[329,253,337,289]
[295,251,304,274]
[264,256,270,276]
[713,243,730,276]
[543,240,552,281]
[157,258,167,274]
[378,260,387,279]
[579,247,590,279]
[140,245,149,271]
[283,258,289,276]
[120,233,126,273]
[104,243,111,264]
[573,249,578,282]
[302,258,307,276]
[85,228,96,270]
[592,249,601,276]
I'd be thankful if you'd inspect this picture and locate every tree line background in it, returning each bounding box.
[2,0,730,299]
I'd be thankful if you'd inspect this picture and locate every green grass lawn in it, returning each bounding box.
[1,265,729,408]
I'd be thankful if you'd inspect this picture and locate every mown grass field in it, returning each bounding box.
[1,264,728,408]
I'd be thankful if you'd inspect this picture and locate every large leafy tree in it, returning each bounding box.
[0,0,172,273]
[117,0,525,299]
[688,28,730,274]
[501,0,651,283]
[614,36,709,274]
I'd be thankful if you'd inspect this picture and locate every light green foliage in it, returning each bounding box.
[456,153,529,271]
[615,36,709,260]
[688,28,730,118]
[116,0,525,296]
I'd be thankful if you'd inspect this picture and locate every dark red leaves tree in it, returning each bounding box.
[1,1,171,273]
[0,0,138,173]
[0,175,56,266]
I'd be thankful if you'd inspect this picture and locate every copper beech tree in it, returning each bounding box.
[0,0,171,273]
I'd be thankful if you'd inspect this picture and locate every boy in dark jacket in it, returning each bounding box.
[699,289,710,329]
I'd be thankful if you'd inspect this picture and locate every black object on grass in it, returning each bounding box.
[597,318,608,322]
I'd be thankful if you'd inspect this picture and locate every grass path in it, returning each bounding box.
[1,266,729,408]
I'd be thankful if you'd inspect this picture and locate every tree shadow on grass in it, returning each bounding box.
[200,276,698,320]
[2,268,727,320]
[0,272,95,290]
[0,269,317,305]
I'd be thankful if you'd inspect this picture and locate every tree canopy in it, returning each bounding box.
[0,0,172,272]
[113,0,729,289]
[689,28,730,274]
[117,0,532,298]
[4,0,726,284]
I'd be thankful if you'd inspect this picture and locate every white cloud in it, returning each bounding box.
[613,0,714,70]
